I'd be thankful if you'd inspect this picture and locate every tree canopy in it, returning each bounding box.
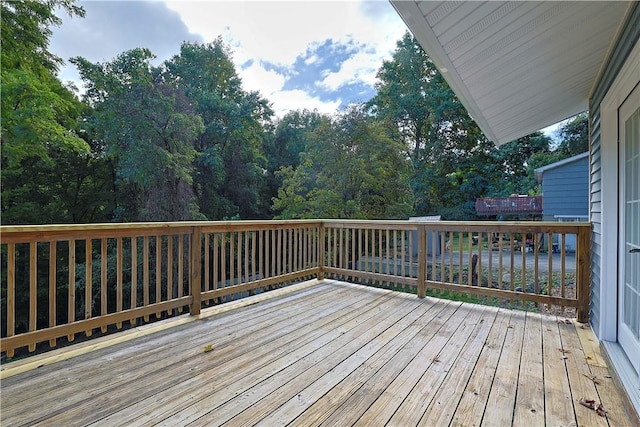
[1,8,587,225]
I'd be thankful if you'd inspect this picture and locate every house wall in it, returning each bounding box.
[541,156,589,219]
[588,2,639,338]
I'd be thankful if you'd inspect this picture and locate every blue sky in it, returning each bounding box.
[50,0,408,116]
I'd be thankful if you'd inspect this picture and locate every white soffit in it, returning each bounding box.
[391,1,631,145]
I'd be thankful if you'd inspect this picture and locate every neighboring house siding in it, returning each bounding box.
[541,156,589,219]
[588,2,639,336]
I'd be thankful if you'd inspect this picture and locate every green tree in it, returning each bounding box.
[273,106,414,219]
[0,0,114,225]
[557,112,588,156]
[264,109,324,207]
[369,31,493,219]
[72,49,204,221]
[489,132,553,197]
[165,40,273,220]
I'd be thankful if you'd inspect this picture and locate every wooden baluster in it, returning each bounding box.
[212,233,219,296]
[85,240,92,336]
[50,241,57,346]
[143,236,149,322]
[477,232,482,287]
[385,228,390,287]
[131,237,138,325]
[98,239,107,331]
[30,242,38,350]
[190,227,202,315]
[468,231,473,287]
[156,235,161,319]
[167,236,174,306]
[117,237,123,327]
[534,233,540,306]
[251,231,256,284]
[547,232,553,312]
[7,243,15,357]
[221,233,226,297]
[277,229,283,277]
[288,228,293,275]
[522,233,527,296]
[204,233,210,299]
[417,225,426,298]
[66,240,75,343]
[498,234,503,292]
[488,231,493,289]
[178,234,184,309]
[561,233,566,313]
[238,231,244,284]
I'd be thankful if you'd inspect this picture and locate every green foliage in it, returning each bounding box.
[369,31,494,219]
[557,112,588,156]
[0,0,84,73]
[264,109,324,204]
[488,132,553,197]
[165,40,274,220]
[273,106,414,219]
[0,0,113,225]
[72,49,203,221]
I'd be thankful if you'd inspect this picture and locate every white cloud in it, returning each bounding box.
[268,89,341,117]
[237,59,340,117]
[320,49,381,91]
[239,60,286,95]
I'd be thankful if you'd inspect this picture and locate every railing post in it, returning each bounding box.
[317,222,325,280]
[417,224,426,298]
[190,226,202,315]
[576,225,591,323]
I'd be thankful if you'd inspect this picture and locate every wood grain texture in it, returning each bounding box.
[0,280,635,427]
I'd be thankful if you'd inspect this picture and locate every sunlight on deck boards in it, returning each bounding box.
[1,279,637,426]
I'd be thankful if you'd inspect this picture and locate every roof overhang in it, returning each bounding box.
[391,1,632,145]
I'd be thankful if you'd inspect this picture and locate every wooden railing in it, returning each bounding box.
[322,220,590,323]
[1,220,589,358]
[0,221,321,358]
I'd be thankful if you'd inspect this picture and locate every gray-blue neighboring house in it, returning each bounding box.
[535,152,589,221]
[534,152,589,252]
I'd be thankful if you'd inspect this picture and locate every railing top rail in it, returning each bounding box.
[0,219,324,233]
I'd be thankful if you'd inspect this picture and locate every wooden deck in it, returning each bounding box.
[1,279,637,426]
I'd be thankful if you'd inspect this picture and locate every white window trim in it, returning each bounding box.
[598,38,640,342]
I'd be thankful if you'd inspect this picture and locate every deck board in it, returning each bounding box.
[1,279,637,427]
